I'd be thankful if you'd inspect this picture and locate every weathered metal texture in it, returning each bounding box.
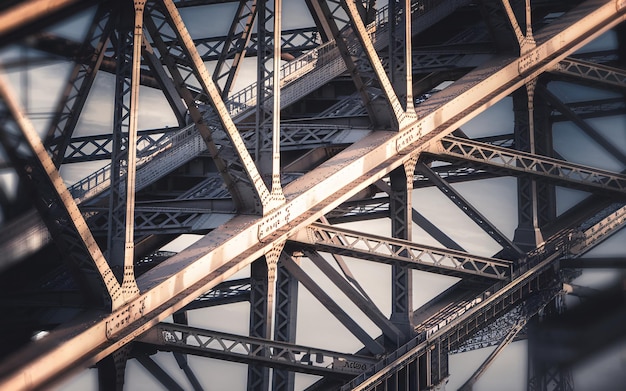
[0,1,625,390]
[106,1,143,299]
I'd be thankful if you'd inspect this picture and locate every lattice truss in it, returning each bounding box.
[0,0,625,390]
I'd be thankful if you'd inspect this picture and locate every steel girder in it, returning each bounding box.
[289,222,513,280]
[341,202,622,390]
[0,1,625,390]
[138,322,377,377]
[429,136,626,195]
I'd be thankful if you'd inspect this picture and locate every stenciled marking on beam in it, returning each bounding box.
[258,202,293,241]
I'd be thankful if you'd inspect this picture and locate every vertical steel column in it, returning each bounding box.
[107,0,142,298]
[43,4,113,165]
[388,0,415,113]
[255,0,273,179]
[512,81,544,252]
[254,0,285,209]
[248,258,270,391]
[123,0,144,297]
[389,156,417,343]
[530,82,557,231]
[272,252,299,391]
[97,345,131,391]
[107,5,132,284]
[248,242,285,390]
[269,0,285,207]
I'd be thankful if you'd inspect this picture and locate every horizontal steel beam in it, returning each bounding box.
[553,57,626,88]
[289,222,512,280]
[138,323,377,377]
[429,136,626,195]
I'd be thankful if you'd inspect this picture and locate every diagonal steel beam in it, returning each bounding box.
[144,2,263,214]
[415,162,524,258]
[155,0,272,213]
[302,249,405,344]
[0,2,622,388]
[279,253,385,356]
[141,39,188,127]
[339,0,408,126]
[0,74,123,310]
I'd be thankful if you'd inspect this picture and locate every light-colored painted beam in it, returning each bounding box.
[0,0,81,38]
[0,1,623,389]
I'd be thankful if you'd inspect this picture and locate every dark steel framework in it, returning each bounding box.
[0,0,625,390]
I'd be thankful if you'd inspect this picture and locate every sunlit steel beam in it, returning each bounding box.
[0,2,622,388]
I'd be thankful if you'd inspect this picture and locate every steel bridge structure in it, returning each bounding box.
[0,0,625,390]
